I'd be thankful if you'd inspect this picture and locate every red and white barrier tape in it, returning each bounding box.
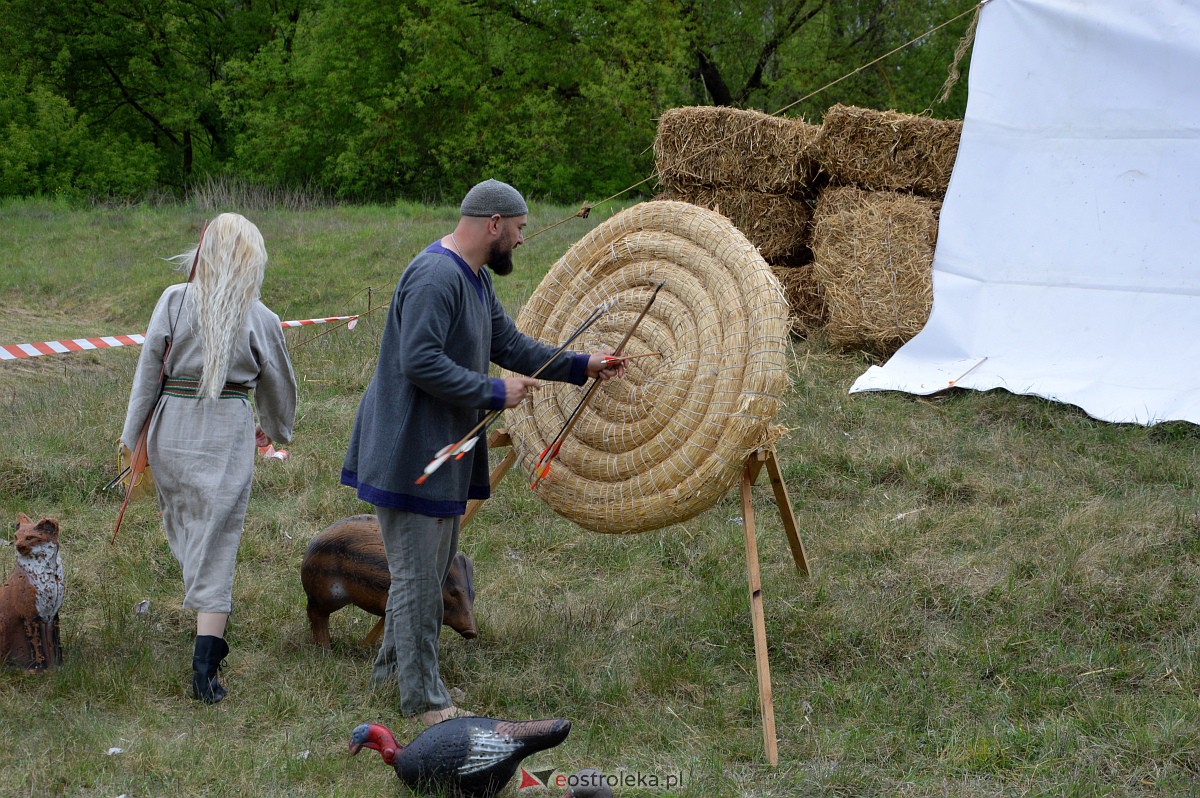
[1,315,358,361]
[280,315,359,330]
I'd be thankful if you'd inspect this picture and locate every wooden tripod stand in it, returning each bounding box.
[462,429,810,766]
[739,446,810,765]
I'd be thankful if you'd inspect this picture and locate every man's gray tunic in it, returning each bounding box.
[341,244,587,516]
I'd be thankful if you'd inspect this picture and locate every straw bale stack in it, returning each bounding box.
[653,105,822,335]
[771,265,826,337]
[653,105,822,194]
[810,186,940,355]
[505,200,790,534]
[817,104,962,198]
[655,186,812,262]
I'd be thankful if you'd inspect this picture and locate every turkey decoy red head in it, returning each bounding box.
[350,716,571,798]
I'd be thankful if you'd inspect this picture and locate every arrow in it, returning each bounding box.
[532,280,665,489]
[599,351,661,367]
[416,300,612,485]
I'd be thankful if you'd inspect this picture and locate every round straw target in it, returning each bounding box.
[505,200,791,533]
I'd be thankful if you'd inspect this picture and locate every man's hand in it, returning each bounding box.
[586,347,626,381]
[255,427,271,448]
[502,376,541,408]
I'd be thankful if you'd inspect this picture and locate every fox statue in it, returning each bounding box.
[0,514,64,673]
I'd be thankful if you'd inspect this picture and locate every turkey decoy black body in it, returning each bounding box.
[349,716,571,798]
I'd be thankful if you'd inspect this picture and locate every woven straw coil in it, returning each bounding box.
[505,201,790,534]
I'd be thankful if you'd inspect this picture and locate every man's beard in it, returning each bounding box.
[487,241,515,276]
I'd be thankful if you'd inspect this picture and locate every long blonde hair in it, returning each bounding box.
[170,213,267,400]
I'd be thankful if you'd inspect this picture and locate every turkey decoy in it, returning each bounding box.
[349,716,571,798]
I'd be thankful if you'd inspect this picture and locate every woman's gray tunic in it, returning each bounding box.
[122,283,297,612]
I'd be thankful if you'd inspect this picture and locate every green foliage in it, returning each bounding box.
[721,0,978,120]
[0,78,160,197]
[1,0,978,202]
[0,0,311,190]
[221,0,690,202]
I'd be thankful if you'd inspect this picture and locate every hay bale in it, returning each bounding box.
[810,186,940,355]
[505,200,790,534]
[655,186,812,262]
[817,104,962,197]
[654,105,822,194]
[771,265,826,337]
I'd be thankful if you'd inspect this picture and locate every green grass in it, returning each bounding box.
[0,198,1197,797]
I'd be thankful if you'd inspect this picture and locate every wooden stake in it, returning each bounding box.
[741,455,779,765]
[765,450,810,576]
[460,434,811,767]
[461,429,515,529]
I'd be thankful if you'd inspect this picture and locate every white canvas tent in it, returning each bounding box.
[850,0,1200,426]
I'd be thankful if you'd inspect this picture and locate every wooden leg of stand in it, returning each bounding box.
[742,460,779,766]
[461,429,515,530]
[765,450,811,577]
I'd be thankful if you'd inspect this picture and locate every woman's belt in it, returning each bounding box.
[162,376,251,399]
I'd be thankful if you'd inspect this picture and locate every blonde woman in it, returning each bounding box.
[121,212,297,703]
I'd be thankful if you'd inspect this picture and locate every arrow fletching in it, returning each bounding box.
[415,451,454,485]
[452,435,481,460]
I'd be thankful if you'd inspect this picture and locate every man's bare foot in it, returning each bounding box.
[415,705,476,726]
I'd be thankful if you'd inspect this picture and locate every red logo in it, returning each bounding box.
[518,767,555,789]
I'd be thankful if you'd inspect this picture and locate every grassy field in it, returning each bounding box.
[0,198,1197,798]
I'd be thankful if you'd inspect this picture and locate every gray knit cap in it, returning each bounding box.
[459,179,529,217]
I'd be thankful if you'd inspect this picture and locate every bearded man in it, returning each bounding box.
[341,179,623,725]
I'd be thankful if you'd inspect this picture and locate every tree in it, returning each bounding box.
[0,0,978,200]
[676,0,978,120]
[223,0,691,202]
[1,0,309,189]
[0,75,159,197]
[680,0,826,107]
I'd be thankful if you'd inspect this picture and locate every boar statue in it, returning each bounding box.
[301,514,477,649]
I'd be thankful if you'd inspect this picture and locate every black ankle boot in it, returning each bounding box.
[191,635,229,704]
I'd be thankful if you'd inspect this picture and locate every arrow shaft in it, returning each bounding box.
[419,301,612,484]
[532,281,665,487]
